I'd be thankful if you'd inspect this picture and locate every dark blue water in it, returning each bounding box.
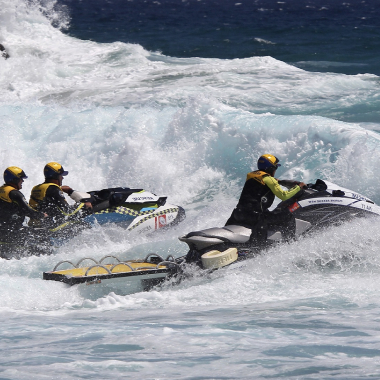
[58,0,380,75]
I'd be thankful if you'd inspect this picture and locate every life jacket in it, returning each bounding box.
[0,185,27,231]
[29,183,61,209]
[237,170,275,212]
[0,184,16,203]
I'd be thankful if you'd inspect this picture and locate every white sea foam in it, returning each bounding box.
[254,37,276,44]
[2,1,380,378]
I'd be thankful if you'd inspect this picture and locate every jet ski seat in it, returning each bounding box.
[183,226,251,244]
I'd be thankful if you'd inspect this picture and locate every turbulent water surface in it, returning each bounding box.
[1,0,380,378]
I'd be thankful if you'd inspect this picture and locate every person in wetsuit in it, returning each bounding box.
[29,162,92,230]
[0,166,46,243]
[226,154,306,240]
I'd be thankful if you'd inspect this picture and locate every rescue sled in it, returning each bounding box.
[43,253,180,291]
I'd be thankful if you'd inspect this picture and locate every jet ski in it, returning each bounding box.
[178,179,380,269]
[66,187,185,235]
[0,187,185,259]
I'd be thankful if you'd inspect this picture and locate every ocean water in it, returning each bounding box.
[1,0,380,378]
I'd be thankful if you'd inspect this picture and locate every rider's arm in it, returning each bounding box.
[263,176,301,201]
[46,186,88,216]
[9,190,45,219]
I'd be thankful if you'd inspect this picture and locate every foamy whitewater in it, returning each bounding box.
[1,1,380,379]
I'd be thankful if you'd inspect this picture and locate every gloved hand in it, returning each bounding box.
[83,201,93,210]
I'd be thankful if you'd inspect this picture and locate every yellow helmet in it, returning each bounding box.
[44,162,68,179]
[257,154,281,172]
[4,166,28,184]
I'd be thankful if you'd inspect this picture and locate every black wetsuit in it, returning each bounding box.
[226,171,302,240]
[0,186,45,243]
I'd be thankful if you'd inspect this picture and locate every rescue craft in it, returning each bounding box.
[179,179,380,267]
[43,253,180,291]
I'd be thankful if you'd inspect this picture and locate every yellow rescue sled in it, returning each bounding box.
[43,254,180,288]
[43,248,241,294]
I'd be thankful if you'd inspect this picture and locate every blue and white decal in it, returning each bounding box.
[126,191,160,203]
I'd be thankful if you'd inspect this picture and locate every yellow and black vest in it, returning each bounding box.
[0,184,15,203]
[0,184,26,230]
[237,170,275,212]
[29,183,61,210]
